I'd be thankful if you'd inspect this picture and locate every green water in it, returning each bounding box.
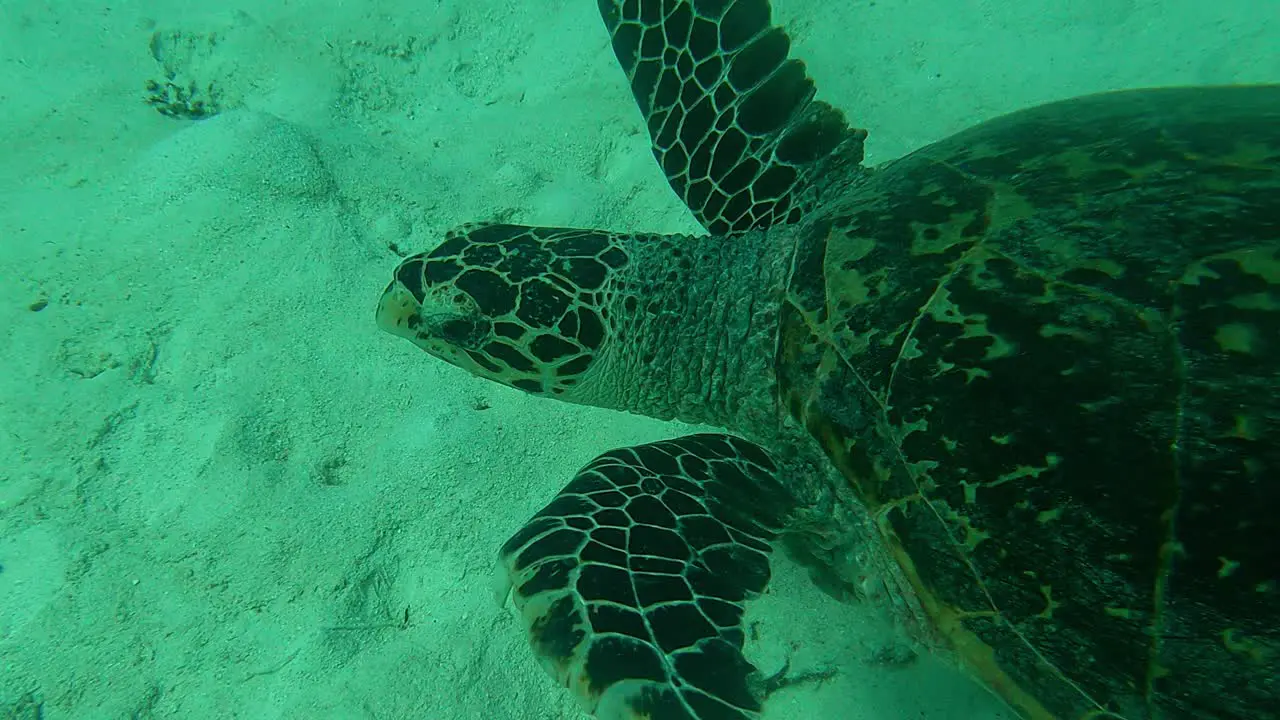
[1,0,1275,718]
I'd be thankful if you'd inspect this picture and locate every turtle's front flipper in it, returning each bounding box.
[499,433,795,720]
[598,0,866,235]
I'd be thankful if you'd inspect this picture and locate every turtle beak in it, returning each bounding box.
[376,281,421,340]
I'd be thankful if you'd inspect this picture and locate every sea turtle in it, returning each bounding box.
[375,0,1280,717]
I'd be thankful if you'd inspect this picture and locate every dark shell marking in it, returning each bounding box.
[781,86,1280,718]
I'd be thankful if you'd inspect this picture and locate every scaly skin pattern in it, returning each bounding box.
[377,222,795,434]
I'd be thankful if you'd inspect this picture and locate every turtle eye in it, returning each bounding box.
[437,317,486,348]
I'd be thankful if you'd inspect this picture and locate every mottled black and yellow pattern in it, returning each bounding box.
[781,87,1280,719]
[377,0,1279,718]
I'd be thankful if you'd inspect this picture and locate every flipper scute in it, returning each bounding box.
[598,0,867,234]
[499,434,795,719]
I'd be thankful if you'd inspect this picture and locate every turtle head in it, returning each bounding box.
[376,223,630,398]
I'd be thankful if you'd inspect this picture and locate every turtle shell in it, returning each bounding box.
[778,86,1280,718]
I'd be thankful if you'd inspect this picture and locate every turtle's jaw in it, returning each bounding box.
[375,281,420,340]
